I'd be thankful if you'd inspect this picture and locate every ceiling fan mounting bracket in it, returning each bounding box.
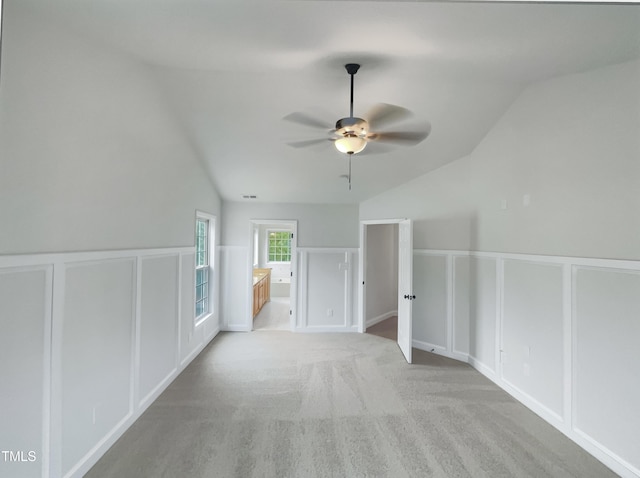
[345,63,360,75]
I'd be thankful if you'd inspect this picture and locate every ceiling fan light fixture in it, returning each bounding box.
[335,135,367,155]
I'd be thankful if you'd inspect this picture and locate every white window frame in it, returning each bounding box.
[195,211,215,325]
[265,229,292,264]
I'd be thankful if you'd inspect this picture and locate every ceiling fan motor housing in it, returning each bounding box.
[335,117,369,138]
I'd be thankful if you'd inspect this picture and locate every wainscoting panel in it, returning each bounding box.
[219,246,250,331]
[574,266,640,475]
[0,266,51,478]
[502,259,564,419]
[61,259,135,476]
[468,256,498,373]
[0,246,217,478]
[412,253,448,351]
[298,248,358,331]
[139,255,179,406]
[411,249,640,478]
[453,255,471,356]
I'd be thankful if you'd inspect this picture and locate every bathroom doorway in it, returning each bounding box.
[249,220,297,331]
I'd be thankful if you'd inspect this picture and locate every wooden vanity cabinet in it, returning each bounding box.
[252,268,271,317]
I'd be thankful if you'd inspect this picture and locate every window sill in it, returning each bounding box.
[195,312,214,327]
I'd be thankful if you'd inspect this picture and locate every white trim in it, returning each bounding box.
[223,324,252,332]
[132,257,142,424]
[0,245,217,478]
[496,256,504,382]
[413,249,640,271]
[413,339,469,362]
[247,219,298,332]
[298,246,359,253]
[0,246,195,269]
[138,368,178,410]
[299,325,359,333]
[366,310,397,328]
[42,265,54,478]
[410,248,640,478]
[562,263,573,436]
[49,263,66,478]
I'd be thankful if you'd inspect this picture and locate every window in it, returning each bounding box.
[267,230,291,263]
[195,214,214,320]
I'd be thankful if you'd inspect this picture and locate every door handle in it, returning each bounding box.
[403,294,416,300]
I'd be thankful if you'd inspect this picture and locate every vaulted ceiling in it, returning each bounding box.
[19,0,640,204]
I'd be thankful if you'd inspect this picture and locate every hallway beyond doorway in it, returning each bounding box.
[366,316,398,341]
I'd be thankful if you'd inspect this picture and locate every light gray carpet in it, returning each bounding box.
[86,331,617,478]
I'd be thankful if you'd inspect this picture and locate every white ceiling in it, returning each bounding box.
[20,0,640,204]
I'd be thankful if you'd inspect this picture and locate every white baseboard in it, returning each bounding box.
[222,324,251,332]
[412,339,469,362]
[296,325,359,333]
[366,310,397,328]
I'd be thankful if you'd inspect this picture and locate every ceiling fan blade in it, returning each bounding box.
[368,126,431,146]
[365,103,413,130]
[283,112,330,130]
[287,138,333,149]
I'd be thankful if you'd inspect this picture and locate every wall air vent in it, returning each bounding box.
[242,195,257,199]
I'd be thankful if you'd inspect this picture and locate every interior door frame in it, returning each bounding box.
[358,218,408,334]
[247,219,298,331]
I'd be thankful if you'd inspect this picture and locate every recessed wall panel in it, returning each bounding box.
[575,267,640,471]
[453,256,470,355]
[61,259,134,475]
[139,255,178,402]
[502,260,564,417]
[0,268,48,478]
[469,257,496,371]
[412,254,447,348]
[306,252,346,327]
[219,247,248,329]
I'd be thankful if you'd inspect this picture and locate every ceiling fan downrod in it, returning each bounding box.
[345,63,360,118]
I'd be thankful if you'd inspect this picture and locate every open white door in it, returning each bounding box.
[397,219,413,363]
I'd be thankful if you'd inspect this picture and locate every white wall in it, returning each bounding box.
[411,249,640,478]
[0,3,222,255]
[0,248,219,478]
[360,60,640,477]
[222,202,358,247]
[220,201,359,332]
[0,5,222,477]
[360,60,640,261]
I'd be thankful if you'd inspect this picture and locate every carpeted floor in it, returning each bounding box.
[86,331,617,478]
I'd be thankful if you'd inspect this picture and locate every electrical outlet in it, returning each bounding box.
[326,308,333,317]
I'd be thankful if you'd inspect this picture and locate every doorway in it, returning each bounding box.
[249,220,297,331]
[363,223,399,341]
[359,219,414,363]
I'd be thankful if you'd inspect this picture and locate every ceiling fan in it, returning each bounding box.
[284,63,431,189]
